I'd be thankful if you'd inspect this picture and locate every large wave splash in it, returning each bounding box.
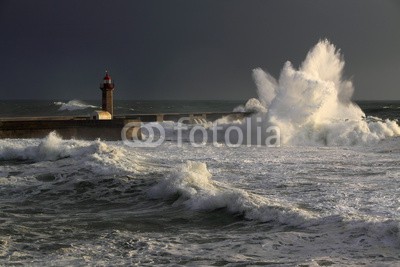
[54,100,97,111]
[237,40,400,146]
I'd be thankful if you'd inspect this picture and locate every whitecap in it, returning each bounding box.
[54,100,97,111]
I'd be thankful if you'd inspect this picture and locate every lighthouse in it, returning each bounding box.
[100,70,115,116]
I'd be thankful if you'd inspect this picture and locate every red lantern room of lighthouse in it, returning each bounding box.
[100,70,115,116]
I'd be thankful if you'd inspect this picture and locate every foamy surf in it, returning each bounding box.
[0,132,141,175]
[1,135,399,265]
[144,158,400,266]
[148,160,400,235]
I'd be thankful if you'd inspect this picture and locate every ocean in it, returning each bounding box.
[1,41,400,266]
[0,99,399,266]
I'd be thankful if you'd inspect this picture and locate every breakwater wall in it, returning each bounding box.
[0,112,253,140]
[0,117,141,140]
[115,111,253,122]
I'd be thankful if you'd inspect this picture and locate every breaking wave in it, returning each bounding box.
[148,161,313,225]
[0,132,139,175]
[237,40,400,146]
[54,100,97,111]
[148,161,400,249]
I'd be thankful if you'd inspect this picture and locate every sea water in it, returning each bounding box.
[0,40,400,266]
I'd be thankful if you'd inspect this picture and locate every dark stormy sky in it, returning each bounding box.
[0,0,399,100]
